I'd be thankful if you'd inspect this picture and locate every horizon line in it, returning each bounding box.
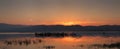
[0,23,120,26]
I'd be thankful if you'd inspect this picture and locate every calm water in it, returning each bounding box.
[0,31,120,49]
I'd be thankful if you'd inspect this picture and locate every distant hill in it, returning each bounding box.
[0,23,120,32]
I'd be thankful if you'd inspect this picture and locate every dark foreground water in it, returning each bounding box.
[0,31,120,49]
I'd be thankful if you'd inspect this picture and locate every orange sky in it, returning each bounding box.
[0,0,120,26]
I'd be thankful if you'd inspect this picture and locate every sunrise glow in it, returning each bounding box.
[0,0,119,26]
[62,22,76,26]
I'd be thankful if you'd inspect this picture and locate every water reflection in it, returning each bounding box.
[43,46,55,49]
[0,36,119,49]
[4,38,42,46]
[0,32,120,49]
[91,42,120,49]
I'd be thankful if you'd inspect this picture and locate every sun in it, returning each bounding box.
[63,22,75,26]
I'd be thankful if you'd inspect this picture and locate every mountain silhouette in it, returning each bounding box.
[0,23,120,32]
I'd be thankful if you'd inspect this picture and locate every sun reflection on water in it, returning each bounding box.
[0,36,119,49]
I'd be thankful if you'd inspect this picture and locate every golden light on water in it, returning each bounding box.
[62,37,77,42]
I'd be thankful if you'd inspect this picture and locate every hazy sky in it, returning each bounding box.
[0,0,120,26]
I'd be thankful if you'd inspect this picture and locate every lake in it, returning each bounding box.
[0,31,120,49]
